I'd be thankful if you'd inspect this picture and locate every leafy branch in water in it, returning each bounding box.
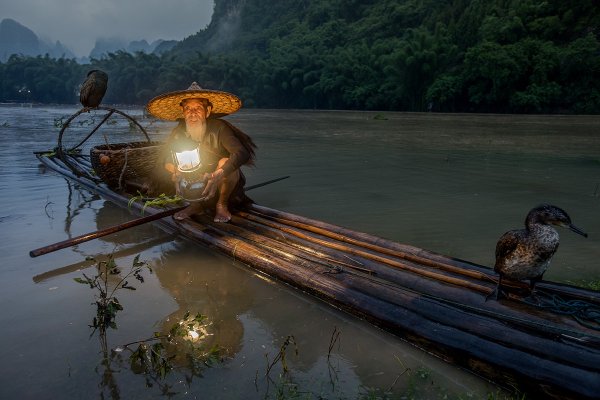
[123,311,221,381]
[74,253,222,392]
[74,254,152,331]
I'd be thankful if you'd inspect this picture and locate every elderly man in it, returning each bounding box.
[146,82,256,222]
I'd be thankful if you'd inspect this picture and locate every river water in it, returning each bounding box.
[0,105,598,399]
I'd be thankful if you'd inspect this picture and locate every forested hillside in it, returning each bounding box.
[1,0,599,113]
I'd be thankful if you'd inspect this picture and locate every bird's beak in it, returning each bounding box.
[568,224,588,238]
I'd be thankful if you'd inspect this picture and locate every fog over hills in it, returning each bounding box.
[0,18,176,62]
[89,37,177,59]
[0,18,76,61]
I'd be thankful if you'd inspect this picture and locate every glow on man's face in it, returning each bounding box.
[182,99,210,124]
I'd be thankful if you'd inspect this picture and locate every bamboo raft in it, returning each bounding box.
[35,150,600,400]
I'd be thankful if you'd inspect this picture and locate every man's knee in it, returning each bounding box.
[217,158,239,183]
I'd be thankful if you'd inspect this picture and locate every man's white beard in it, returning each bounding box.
[187,119,207,140]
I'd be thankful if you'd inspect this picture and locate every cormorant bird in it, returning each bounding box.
[489,204,587,300]
[79,69,108,108]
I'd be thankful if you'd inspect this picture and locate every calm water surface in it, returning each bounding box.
[0,105,598,399]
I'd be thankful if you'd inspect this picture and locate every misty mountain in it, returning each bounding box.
[0,18,177,63]
[152,40,178,54]
[88,38,128,59]
[0,18,41,61]
[0,18,76,61]
[89,38,178,59]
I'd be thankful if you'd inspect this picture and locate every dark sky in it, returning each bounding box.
[2,0,214,56]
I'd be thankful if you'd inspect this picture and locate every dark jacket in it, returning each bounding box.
[166,118,256,175]
[165,118,256,208]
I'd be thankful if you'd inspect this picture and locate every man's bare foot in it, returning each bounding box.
[174,203,204,220]
[214,202,231,222]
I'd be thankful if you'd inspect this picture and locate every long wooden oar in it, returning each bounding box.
[30,206,187,258]
[29,175,290,258]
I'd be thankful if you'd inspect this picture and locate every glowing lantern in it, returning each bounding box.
[172,136,202,172]
[174,149,201,171]
[172,136,206,201]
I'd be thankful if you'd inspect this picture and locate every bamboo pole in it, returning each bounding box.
[29,206,186,257]
[226,216,376,274]
[247,205,495,281]
[236,210,493,294]
[226,220,375,275]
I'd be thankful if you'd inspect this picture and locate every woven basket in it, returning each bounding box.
[90,141,165,187]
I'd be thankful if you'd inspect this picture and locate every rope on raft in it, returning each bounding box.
[524,290,600,330]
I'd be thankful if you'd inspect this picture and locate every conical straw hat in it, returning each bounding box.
[146,82,242,120]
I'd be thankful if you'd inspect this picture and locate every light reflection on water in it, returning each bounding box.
[0,105,598,398]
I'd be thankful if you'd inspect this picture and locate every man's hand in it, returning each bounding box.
[165,163,180,182]
[201,168,225,199]
[165,163,176,174]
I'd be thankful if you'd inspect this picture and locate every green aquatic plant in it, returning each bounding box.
[54,115,97,129]
[77,117,96,127]
[128,119,138,131]
[74,254,152,330]
[40,147,81,157]
[127,191,145,208]
[53,116,67,128]
[144,193,184,209]
[128,192,184,214]
[253,330,523,400]
[416,366,431,380]
[124,311,218,380]
[75,253,222,394]
[485,391,527,400]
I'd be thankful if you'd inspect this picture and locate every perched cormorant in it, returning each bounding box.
[79,70,108,108]
[489,204,587,300]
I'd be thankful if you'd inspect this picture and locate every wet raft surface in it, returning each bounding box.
[37,152,600,400]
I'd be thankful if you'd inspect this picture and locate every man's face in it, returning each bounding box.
[182,98,211,125]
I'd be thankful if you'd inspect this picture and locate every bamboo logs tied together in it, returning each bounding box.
[245,204,600,306]
[36,152,600,400]
[173,210,600,400]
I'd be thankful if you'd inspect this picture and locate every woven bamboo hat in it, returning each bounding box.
[146,82,242,120]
